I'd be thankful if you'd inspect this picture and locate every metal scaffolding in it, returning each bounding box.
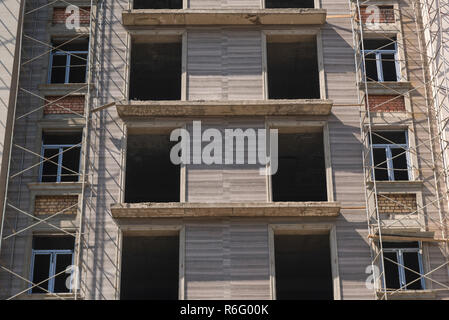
[349,0,449,299]
[0,0,100,299]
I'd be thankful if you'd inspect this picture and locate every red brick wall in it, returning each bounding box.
[52,7,90,25]
[44,96,85,115]
[368,95,405,112]
[359,5,395,24]
[377,194,417,215]
[34,195,79,215]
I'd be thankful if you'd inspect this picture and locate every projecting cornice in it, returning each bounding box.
[122,9,327,26]
[110,202,341,218]
[116,99,333,118]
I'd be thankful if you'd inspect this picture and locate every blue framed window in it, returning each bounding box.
[29,236,75,294]
[39,132,82,183]
[383,242,425,290]
[363,38,400,82]
[49,41,88,84]
[372,131,410,181]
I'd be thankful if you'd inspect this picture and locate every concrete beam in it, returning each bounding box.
[122,9,327,26]
[117,99,333,118]
[110,201,341,218]
[360,81,412,95]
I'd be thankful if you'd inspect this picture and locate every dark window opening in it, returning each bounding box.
[275,234,333,300]
[265,0,314,8]
[120,235,179,300]
[133,0,182,9]
[130,40,182,101]
[30,236,74,294]
[125,134,180,203]
[50,40,88,84]
[40,132,82,183]
[363,38,398,82]
[272,132,327,201]
[383,242,424,290]
[267,38,319,99]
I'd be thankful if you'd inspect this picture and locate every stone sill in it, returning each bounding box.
[368,180,423,191]
[361,23,399,32]
[38,83,92,96]
[48,25,90,37]
[117,99,333,118]
[379,219,423,230]
[110,201,341,218]
[18,293,80,300]
[40,115,86,124]
[360,81,412,95]
[28,182,84,194]
[376,289,437,300]
[369,230,444,243]
[122,9,327,26]
[49,0,91,7]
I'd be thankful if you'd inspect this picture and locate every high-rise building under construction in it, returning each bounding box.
[0,0,448,300]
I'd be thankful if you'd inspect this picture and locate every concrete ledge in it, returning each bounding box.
[111,202,341,218]
[18,293,79,300]
[48,25,90,37]
[369,230,448,243]
[377,290,437,300]
[28,182,84,194]
[117,99,333,118]
[122,9,327,26]
[360,81,412,95]
[368,180,423,192]
[49,0,91,7]
[38,83,91,96]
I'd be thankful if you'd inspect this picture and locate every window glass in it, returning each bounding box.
[403,252,423,290]
[383,251,400,290]
[61,147,81,182]
[41,148,60,182]
[68,53,87,83]
[54,254,73,293]
[365,53,378,81]
[373,148,389,180]
[391,148,409,181]
[51,55,67,83]
[382,53,398,81]
[31,254,51,293]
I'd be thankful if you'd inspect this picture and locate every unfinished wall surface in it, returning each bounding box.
[187,30,263,101]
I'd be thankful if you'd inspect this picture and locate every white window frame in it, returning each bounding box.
[383,244,425,290]
[48,50,88,84]
[39,143,82,182]
[29,249,74,294]
[372,131,411,181]
[363,42,400,82]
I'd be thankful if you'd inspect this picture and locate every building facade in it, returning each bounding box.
[0,0,448,300]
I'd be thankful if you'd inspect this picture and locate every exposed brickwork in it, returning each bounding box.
[358,5,395,24]
[52,7,90,25]
[34,195,78,215]
[44,96,85,115]
[368,95,406,112]
[377,193,417,214]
